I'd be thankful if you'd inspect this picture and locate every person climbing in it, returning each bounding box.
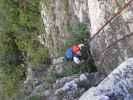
[65,44,84,64]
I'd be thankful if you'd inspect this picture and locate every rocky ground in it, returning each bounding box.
[21,58,133,100]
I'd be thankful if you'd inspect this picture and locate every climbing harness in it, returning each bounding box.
[90,0,133,41]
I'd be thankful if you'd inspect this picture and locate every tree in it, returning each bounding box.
[0,0,47,96]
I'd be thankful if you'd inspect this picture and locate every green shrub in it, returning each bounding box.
[44,70,59,88]
[1,65,26,96]
[31,47,49,68]
[0,32,26,96]
[0,0,45,97]
[62,66,81,77]
[65,23,89,47]
[28,96,45,100]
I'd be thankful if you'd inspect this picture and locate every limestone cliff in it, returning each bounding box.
[40,0,90,58]
[38,0,133,99]
[79,58,133,100]
[89,0,133,74]
[8,0,133,99]
[40,0,133,74]
[40,0,69,58]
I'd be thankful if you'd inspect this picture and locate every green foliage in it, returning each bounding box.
[0,65,26,96]
[62,66,81,77]
[31,47,49,68]
[65,23,89,47]
[44,69,59,87]
[74,89,82,97]
[0,32,22,70]
[61,63,91,77]
[64,38,81,47]
[28,96,45,100]
[0,0,47,97]
[0,32,26,96]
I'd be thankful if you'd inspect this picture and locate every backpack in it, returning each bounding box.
[65,48,73,60]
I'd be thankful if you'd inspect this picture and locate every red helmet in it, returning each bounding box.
[71,45,80,55]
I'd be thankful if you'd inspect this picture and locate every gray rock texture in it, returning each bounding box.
[89,0,133,74]
[40,0,70,58]
[79,58,133,100]
[40,0,91,58]
[55,72,105,95]
[40,0,133,74]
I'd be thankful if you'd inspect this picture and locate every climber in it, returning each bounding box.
[65,44,84,64]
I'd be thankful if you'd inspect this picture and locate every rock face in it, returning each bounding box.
[89,0,133,74]
[40,0,91,58]
[33,0,133,100]
[79,58,133,100]
[55,72,105,94]
[40,0,69,57]
[40,0,133,74]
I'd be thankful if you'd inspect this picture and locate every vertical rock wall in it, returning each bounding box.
[79,58,133,100]
[89,0,133,74]
[40,0,69,58]
[40,0,91,58]
[40,0,133,74]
